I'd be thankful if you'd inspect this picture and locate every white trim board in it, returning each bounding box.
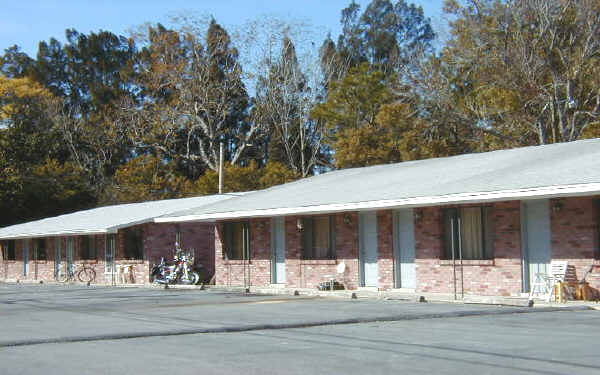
[154,183,600,223]
[0,229,110,240]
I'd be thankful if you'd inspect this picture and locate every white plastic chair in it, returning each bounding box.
[323,262,346,291]
[116,264,134,284]
[529,261,569,301]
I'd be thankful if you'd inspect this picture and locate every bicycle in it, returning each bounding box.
[56,263,96,283]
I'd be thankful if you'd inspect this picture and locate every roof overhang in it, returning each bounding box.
[0,219,159,241]
[0,194,243,241]
[0,229,111,241]
[154,182,600,223]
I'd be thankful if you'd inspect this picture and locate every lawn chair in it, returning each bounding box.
[529,261,571,302]
[322,262,346,291]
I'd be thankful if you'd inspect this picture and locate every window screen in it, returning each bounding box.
[80,236,97,260]
[302,216,336,259]
[444,207,494,260]
[224,222,251,260]
[34,239,47,261]
[2,240,16,261]
[123,228,144,260]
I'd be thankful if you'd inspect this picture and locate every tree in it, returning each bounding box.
[442,0,600,145]
[103,155,190,204]
[123,22,257,178]
[193,161,299,195]
[254,36,329,177]
[22,159,95,221]
[0,75,64,167]
[311,63,403,168]
[0,76,95,225]
[28,30,139,191]
[0,45,35,78]
[322,0,435,79]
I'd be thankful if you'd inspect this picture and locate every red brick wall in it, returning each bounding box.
[551,196,600,290]
[0,222,215,284]
[377,211,395,290]
[215,218,271,287]
[415,201,524,297]
[0,239,56,282]
[214,213,362,290]
[144,222,215,275]
[1,236,106,283]
[285,213,360,290]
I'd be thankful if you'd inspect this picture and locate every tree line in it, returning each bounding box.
[1,0,599,227]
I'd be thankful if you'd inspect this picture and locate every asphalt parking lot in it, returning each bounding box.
[1,283,599,374]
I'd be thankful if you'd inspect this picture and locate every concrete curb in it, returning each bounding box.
[0,305,593,348]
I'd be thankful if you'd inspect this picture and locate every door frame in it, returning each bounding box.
[55,238,63,279]
[270,217,286,284]
[521,199,552,293]
[66,237,74,274]
[393,209,416,289]
[359,211,379,287]
[23,239,29,276]
[520,201,529,293]
[105,234,116,284]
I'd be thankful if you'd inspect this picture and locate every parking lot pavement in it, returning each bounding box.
[3,309,599,375]
[0,283,568,347]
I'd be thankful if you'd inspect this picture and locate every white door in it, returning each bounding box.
[359,212,379,287]
[271,217,286,284]
[522,200,552,292]
[66,238,74,274]
[105,234,116,275]
[395,209,416,289]
[23,240,29,276]
[55,238,63,279]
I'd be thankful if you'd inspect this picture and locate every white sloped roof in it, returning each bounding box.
[0,194,242,240]
[156,138,600,222]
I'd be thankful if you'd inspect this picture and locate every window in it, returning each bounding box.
[223,222,251,260]
[80,236,97,260]
[302,216,336,259]
[123,228,144,260]
[34,239,47,261]
[2,240,16,261]
[443,207,494,260]
[175,224,182,248]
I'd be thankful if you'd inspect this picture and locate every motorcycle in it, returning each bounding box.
[151,249,200,285]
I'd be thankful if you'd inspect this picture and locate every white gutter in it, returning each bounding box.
[0,229,111,241]
[0,218,163,241]
[154,183,600,223]
[0,194,244,240]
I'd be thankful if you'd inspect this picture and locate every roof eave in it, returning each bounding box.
[0,229,111,241]
[154,182,600,223]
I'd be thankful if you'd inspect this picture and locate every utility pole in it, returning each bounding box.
[218,142,224,194]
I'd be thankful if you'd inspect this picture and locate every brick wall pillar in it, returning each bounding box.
[377,210,394,290]
[551,196,600,290]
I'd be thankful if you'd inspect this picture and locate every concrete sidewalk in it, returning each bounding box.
[1,283,595,348]
[171,283,600,308]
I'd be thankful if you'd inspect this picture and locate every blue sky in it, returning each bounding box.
[1,0,447,57]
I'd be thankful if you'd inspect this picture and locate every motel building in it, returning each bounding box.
[0,195,240,285]
[1,139,599,302]
[156,139,600,300]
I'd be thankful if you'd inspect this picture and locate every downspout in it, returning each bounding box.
[451,217,456,301]
[520,202,529,293]
[458,215,464,299]
[34,240,38,281]
[247,223,251,291]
